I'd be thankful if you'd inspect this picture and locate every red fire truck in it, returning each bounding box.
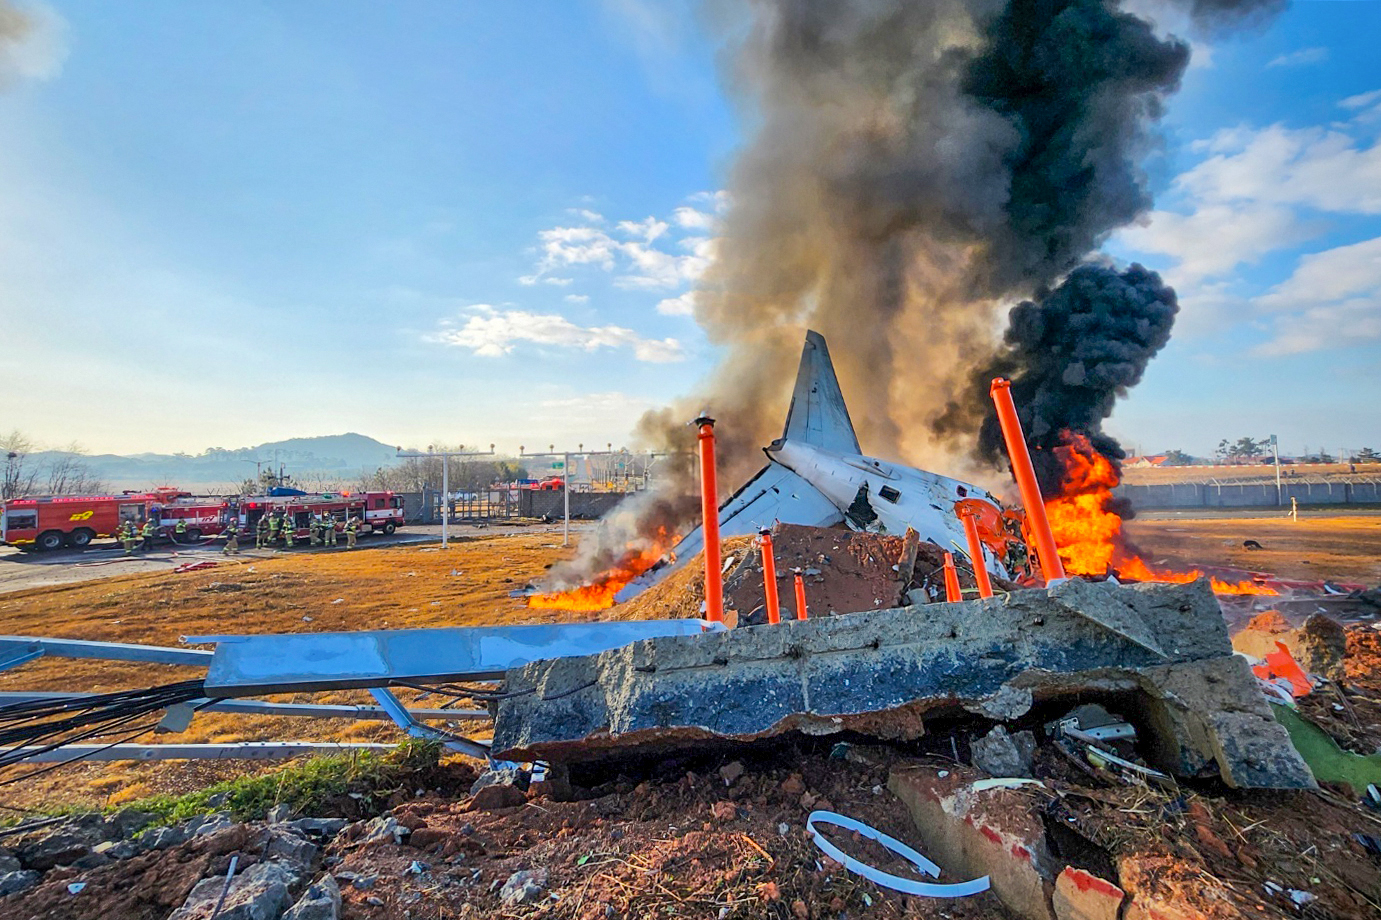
[238,491,405,540]
[0,488,233,551]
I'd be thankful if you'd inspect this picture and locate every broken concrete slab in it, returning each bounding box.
[492,580,1315,789]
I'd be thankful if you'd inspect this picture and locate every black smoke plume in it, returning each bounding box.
[558,0,1281,588]
[967,263,1178,495]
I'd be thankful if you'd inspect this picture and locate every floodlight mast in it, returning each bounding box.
[395,444,496,548]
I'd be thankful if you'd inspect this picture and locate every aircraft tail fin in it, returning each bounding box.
[781,331,861,454]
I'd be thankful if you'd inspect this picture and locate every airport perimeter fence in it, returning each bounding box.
[1116,478,1381,510]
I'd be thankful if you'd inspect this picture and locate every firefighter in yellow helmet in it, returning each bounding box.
[322,513,337,548]
[281,515,295,549]
[345,516,358,550]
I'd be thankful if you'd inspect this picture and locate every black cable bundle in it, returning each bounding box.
[0,680,207,770]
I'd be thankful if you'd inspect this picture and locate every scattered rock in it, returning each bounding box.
[718,761,745,786]
[16,831,94,871]
[470,766,530,795]
[780,774,805,796]
[283,874,341,920]
[267,804,294,824]
[1053,866,1125,920]
[356,816,409,848]
[287,818,347,839]
[106,809,156,839]
[169,859,302,920]
[142,824,191,851]
[0,849,20,873]
[188,814,236,839]
[407,827,449,850]
[471,784,526,812]
[0,869,42,897]
[710,801,737,821]
[499,868,548,907]
[258,825,318,868]
[1295,614,1348,681]
[971,725,1037,777]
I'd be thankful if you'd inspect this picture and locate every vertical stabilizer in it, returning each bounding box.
[781,331,861,455]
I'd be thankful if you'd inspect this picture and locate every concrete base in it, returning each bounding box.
[491,580,1315,790]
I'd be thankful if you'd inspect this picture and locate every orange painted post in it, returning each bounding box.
[695,415,724,624]
[942,552,963,602]
[793,571,808,620]
[957,509,995,599]
[989,378,1067,583]
[759,528,780,624]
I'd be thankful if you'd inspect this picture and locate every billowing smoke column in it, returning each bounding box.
[965,263,1179,494]
[555,0,1280,590]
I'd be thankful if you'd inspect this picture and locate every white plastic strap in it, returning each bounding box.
[805,810,990,898]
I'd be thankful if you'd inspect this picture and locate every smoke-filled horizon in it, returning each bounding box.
[553,0,1281,588]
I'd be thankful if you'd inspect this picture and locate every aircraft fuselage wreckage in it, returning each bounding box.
[616,330,1010,603]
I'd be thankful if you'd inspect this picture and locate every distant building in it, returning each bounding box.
[1125,455,1168,468]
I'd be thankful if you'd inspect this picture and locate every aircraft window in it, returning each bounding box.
[956,485,968,497]
[878,486,901,503]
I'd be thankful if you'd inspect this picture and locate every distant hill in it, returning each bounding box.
[27,433,403,491]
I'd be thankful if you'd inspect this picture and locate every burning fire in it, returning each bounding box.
[1043,433,1276,596]
[526,530,671,612]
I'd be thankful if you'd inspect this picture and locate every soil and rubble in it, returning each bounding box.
[1,518,1380,918]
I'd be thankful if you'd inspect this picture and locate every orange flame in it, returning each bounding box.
[526,529,671,612]
[1043,432,1276,596]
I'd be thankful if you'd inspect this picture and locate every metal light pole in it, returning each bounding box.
[1271,434,1281,506]
[395,445,495,549]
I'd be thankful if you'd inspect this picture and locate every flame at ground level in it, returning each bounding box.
[1044,433,1277,596]
[526,532,670,612]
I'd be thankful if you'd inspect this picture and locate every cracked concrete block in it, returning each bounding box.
[491,581,1315,789]
[889,765,1056,920]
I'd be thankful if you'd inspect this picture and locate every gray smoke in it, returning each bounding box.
[587,0,1279,583]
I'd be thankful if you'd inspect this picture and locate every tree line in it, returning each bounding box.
[1,430,107,501]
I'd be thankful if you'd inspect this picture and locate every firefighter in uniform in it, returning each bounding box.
[323,514,337,547]
[174,518,188,544]
[309,515,322,547]
[140,519,157,552]
[120,519,137,555]
[345,516,358,549]
[222,522,240,555]
[267,512,281,544]
[256,515,270,549]
[281,516,295,549]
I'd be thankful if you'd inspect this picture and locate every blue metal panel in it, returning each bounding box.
[201,620,721,694]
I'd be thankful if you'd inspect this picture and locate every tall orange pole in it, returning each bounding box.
[957,510,995,599]
[989,378,1067,583]
[942,552,963,602]
[793,571,808,620]
[696,416,724,623]
[759,528,780,624]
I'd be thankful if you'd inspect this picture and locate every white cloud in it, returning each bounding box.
[0,1,67,86]
[655,291,695,316]
[1266,47,1328,69]
[535,225,620,270]
[672,207,715,231]
[563,293,589,304]
[568,208,605,223]
[1256,236,1381,312]
[616,216,669,242]
[1253,236,1381,355]
[434,306,686,363]
[1117,203,1311,281]
[688,190,731,213]
[1178,122,1381,215]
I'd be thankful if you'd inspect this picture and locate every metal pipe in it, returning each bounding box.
[942,552,962,602]
[956,510,994,599]
[988,378,1066,583]
[563,452,571,547]
[759,528,780,624]
[696,416,724,624]
[793,571,808,621]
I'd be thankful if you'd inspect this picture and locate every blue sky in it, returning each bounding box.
[0,1,1378,461]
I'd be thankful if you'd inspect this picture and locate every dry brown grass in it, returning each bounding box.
[0,533,581,811]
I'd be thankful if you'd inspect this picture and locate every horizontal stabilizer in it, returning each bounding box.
[782,330,861,455]
[613,462,843,602]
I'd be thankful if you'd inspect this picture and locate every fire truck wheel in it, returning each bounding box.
[66,529,94,549]
[37,531,65,552]
[187,529,202,542]
[383,521,397,535]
